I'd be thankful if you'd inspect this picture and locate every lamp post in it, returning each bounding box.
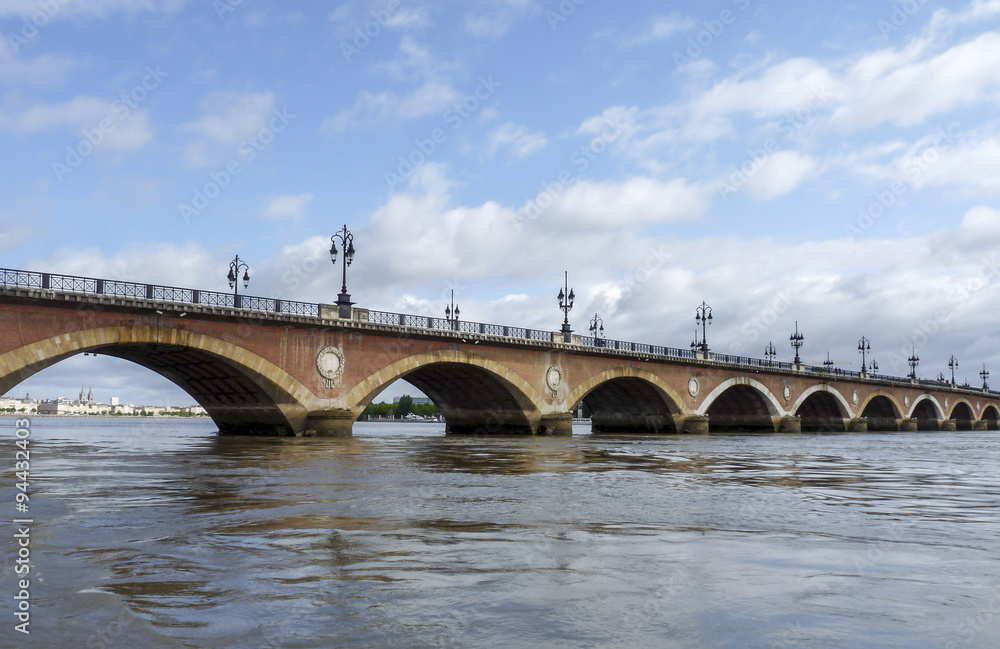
[948,355,958,386]
[858,336,871,376]
[869,359,879,376]
[589,313,605,347]
[695,301,712,354]
[227,254,250,308]
[823,352,835,374]
[908,347,920,380]
[329,224,356,318]
[444,289,460,331]
[557,271,575,343]
[981,364,990,391]
[764,341,776,366]
[789,321,804,367]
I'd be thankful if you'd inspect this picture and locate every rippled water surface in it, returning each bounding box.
[4,416,1000,648]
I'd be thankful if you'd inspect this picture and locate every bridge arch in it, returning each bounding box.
[791,385,852,432]
[858,392,904,431]
[698,378,783,432]
[0,326,319,435]
[982,404,1000,430]
[346,350,548,435]
[908,395,944,431]
[565,367,687,434]
[949,399,976,430]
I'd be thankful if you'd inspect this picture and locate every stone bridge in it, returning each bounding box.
[1,269,998,436]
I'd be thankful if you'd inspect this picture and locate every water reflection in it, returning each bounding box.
[10,417,1000,648]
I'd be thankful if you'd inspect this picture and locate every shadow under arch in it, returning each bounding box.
[908,395,944,431]
[346,350,548,435]
[983,404,1000,430]
[949,399,975,430]
[791,384,852,432]
[698,378,783,432]
[565,367,687,434]
[0,326,319,435]
[858,392,904,432]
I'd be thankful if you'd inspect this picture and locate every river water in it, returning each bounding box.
[3,416,1000,648]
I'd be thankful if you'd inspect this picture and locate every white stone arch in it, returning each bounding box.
[790,384,854,418]
[696,376,785,417]
[907,394,944,419]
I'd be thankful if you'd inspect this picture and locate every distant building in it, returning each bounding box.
[392,396,433,405]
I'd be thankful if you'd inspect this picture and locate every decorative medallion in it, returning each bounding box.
[545,366,563,392]
[783,385,791,402]
[977,401,981,413]
[687,377,700,398]
[945,398,949,409]
[852,390,859,405]
[316,346,345,388]
[904,395,910,408]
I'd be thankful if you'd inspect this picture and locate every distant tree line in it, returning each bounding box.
[361,395,439,420]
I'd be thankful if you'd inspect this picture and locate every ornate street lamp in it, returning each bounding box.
[764,341,777,366]
[227,254,250,307]
[908,347,920,380]
[823,351,835,373]
[329,224,356,318]
[948,355,959,386]
[445,289,460,331]
[589,313,605,347]
[557,271,575,343]
[695,301,712,354]
[789,321,804,366]
[858,336,871,376]
[869,359,879,376]
[980,364,990,391]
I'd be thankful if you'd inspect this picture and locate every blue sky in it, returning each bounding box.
[3,0,1000,405]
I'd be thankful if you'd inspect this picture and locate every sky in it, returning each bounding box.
[2,0,1000,406]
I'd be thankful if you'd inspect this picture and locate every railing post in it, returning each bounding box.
[41,273,50,289]
[192,289,199,304]
[503,326,509,337]
[95,279,104,294]
[234,294,242,309]
[145,284,153,299]
[275,299,282,313]
[480,323,486,334]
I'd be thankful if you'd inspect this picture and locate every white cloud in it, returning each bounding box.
[322,80,459,132]
[744,151,818,201]
[488,122,547,158]
[1,95,153,151]
[0,0,187,17]
[261,193,314,220]
[180,90,276,167]
[541,177,712,227]
[615,12,694,47]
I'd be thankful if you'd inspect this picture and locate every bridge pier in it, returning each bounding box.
[940,419,957,431]
[303,410,355,437]
[539,413,574,436]
[973,420,989,431]
[847,418,868,432]
[898,418,918,432]
[776,416,801,433]
[683,415,710,434]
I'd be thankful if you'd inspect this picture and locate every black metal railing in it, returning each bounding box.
[2,266,997,395]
